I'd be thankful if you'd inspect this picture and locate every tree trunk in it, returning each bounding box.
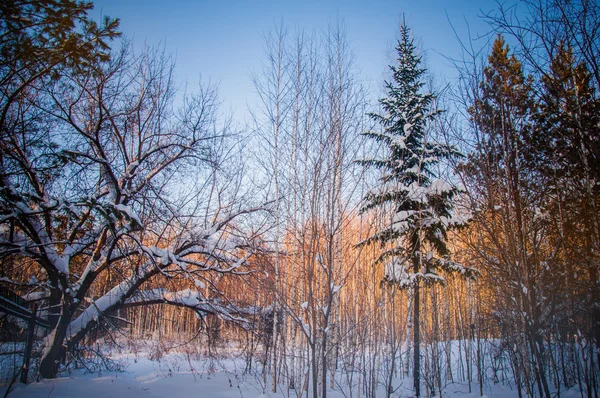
[39,312,70,378]
[413,282,420,397]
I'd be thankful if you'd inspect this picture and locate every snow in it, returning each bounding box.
[68,276,143,339]
[392,135,407,149]
[52,255,70,275]
[125,160,139,175]
[385,258,408,283]
[1,348,582,398]
[2,354,272,398]
[366,179,454,207]
[392,210,417,223]
[441,212,471,227]
[331,284,342,294]
[383,255,475,287]
[114,204,142,228]
[194,279,206,289]
[429,178,453,194]
[22,291,50,301]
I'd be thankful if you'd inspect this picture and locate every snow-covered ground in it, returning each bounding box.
[0,347,584,397]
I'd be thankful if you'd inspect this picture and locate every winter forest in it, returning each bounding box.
[0,0,599,397]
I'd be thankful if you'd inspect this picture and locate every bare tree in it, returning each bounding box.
[0,9,266,378]
[252,19,368,397]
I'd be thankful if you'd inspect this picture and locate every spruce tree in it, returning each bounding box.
[358,24,475,397]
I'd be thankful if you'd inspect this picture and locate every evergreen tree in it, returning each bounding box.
[533,44,600,183]
[358,24,475,397]
[0,0,120,128]
[531,43,600,369]
[465,35,554,398]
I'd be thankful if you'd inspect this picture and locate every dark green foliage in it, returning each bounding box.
[359,24,473,287]
[0,0,120,125]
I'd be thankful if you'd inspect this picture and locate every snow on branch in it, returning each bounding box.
[383,252,478,289]
[124,288,264,329]
[383,258,445,289]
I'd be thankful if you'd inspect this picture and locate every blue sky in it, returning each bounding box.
[92,0,499,123]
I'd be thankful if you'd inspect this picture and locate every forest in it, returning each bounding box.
[0,0,599,397]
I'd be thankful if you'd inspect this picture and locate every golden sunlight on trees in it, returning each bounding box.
[0,0,599,397]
